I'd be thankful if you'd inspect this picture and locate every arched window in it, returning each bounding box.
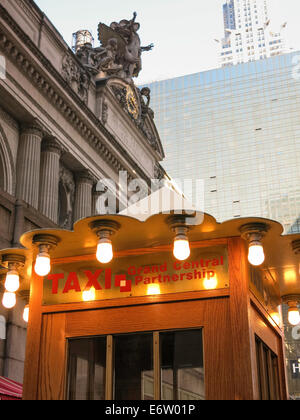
[0,315,6,340]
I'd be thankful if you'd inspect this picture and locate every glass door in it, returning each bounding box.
[67,329,205,401]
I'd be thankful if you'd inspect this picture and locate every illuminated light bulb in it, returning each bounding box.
[147,284,161,296]
[203,276,218,290]
[82,287,96,302]
[173,226,190,261]
[288,308,300,326]
[248,243,265,266]
[23,305,29,323]
[34,252,51,277]
[96,237,113,264]
[2,292,16,309]
[173,238,191,261]
[5,270,20,293]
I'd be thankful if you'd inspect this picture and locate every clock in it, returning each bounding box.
[126,86,139,120]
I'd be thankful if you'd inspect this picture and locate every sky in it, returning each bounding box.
[34,0,300,85]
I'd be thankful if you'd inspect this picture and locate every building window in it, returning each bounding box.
[255,336,280,400]
[67,329,205,400]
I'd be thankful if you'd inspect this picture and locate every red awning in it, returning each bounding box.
[0,377,22,400]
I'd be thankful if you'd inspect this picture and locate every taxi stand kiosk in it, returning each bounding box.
[1,212,300,401]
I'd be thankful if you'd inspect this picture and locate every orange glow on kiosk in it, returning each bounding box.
[1,212,300,400]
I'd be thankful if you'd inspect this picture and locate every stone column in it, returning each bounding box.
[74,170,94,221]
[92,186,101,216]
[39,138,62,223]
[16,123,43,209]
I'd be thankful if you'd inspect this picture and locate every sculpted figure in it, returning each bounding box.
[94,38,123,74]
[98,12,154,80]
[76,38,122,76]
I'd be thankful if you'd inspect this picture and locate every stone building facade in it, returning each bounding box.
[0,0,165,382]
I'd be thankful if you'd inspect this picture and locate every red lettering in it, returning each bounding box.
[172,274,179,282]
[115,274,132,292]
[128,266,136,276]
[183,262,191,270]
[47,273,64,294]
[174,261,181,271]
[105,269,112,290]
[160,263,167,272]
[84,270,103,291]
[186,272,193,280]
[63,272,81,294]
[135,276,143,285]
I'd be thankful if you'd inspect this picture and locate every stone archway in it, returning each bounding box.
[0,123,14,195]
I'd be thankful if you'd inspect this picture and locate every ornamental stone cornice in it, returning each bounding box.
[0,4,155,186]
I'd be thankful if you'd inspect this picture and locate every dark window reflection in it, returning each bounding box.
[114,333,153,400]
[160,330,205,400]
[68,337,106,400]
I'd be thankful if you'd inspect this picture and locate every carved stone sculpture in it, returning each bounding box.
[97,12,154,81]
[61,54,90,103]
[76,38,122,76]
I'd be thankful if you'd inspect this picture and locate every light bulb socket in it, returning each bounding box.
[1,254,25,270]
[167,215,191,243]
[282,294,300,308]
[89,220,120,240]
[98,235,112,245]
[37,250,50,259]
[240,223,269,244]
[167,215,191,231]
[32,234,59,252]
[249,239,263,248]
[174,226,189,242]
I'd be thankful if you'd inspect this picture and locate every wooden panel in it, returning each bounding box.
[65,297,234,400]
[250,304,279,354]
[249,303,288,400]
[23,271,44,400]
[38,313,66,400]
[228,237,254,400]
[41,288,229,314]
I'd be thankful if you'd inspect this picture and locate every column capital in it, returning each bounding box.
[75,170,95,186]
[41,137,64,156]
[21,119,46,138]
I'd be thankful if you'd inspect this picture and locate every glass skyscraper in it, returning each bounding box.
[147,51,300,235]
[145,50,300,398]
